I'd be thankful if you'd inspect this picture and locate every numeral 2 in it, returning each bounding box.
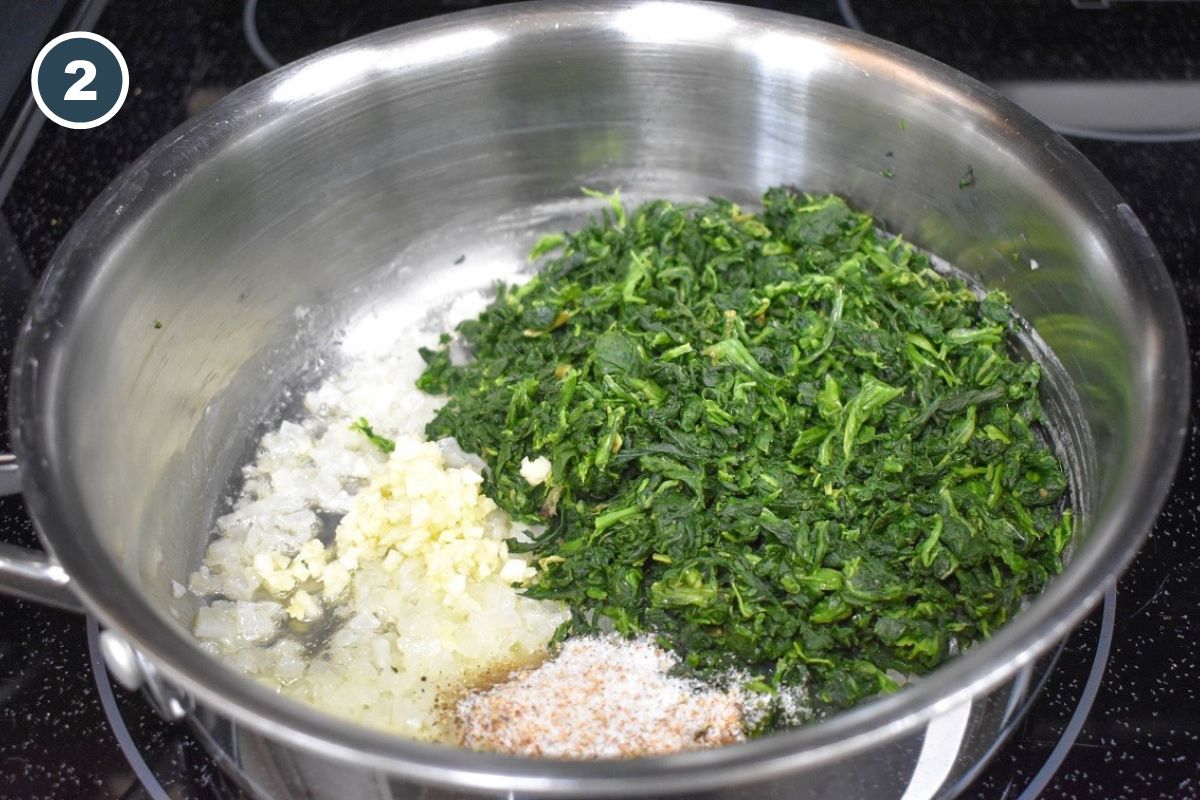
[64,60,97,101]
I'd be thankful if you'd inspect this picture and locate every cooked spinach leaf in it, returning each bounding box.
[419,188,1071,725]
[351,417,395,454]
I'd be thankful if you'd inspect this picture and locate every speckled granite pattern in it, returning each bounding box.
[1,1,1198,798]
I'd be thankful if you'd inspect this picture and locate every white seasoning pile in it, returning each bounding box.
[457,636,747,758]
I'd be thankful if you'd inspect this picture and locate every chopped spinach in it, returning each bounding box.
[419,188,1071,726]
[958,165,976,190]
[351,417,395,453]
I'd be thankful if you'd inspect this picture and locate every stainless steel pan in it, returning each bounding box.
[0,2,1188,797]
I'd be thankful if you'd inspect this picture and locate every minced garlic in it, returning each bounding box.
[518,455,552,486]
[332,437,536,607]
[253,436,537,619]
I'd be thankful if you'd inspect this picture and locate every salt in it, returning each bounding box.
[456,635,746,758]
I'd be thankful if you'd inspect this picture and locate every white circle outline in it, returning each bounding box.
[31,31,130,131]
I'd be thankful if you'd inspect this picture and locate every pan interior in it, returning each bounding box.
[18,5,1178,790]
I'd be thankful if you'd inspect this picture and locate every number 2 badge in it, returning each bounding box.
[31,32,129,130]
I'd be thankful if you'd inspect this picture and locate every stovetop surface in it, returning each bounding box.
[1,1,1198,798]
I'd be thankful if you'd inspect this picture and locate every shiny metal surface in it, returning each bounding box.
[0,452,22,495]
[0,451,84,611]
[0,541,81,611]
[98,627,193,721]
[2,1,1189,797]
[98,629,145,691]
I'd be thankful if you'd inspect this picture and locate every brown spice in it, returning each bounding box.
[456,636,745,759]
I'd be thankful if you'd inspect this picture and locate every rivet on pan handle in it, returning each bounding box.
[98,627,193,721]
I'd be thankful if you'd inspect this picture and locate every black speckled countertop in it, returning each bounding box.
[1,1,1198,798]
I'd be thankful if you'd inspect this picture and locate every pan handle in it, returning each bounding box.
[0,453,84,613]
